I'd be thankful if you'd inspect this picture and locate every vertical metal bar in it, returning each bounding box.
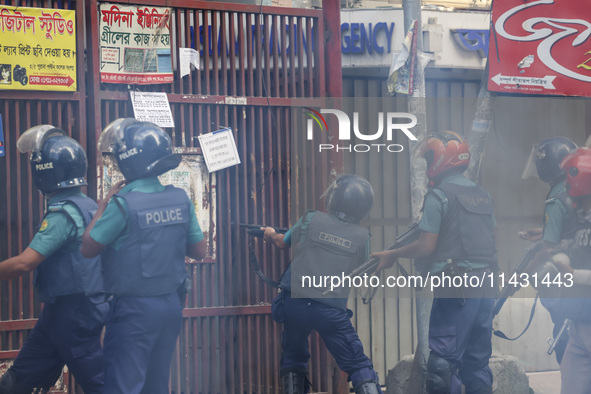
[280,16,288,98]
[255,315,262,392]
[227,317,236,393]
[194,9,202,95]
[297,17,304,98]
[229,12,237,96]
[191,318,199,393]
[246,13,254,97]
[238,13,246,97]
[263,14,271,99]
[288,16,296,98]
[271,15,280,98]
[6,99,13,347]
[175,8,182,95]
[314,16,325,98]
[212,11,219,95]
[184,7,192,96]
[255,13,263,97]
[220,12,228,96]
[238,317,245,392]
[237,101,247,312]
[305,17,313,97]
[203,10,211,95]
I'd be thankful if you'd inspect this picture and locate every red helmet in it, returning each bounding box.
[421,131,470,180]
[560,148,591,198]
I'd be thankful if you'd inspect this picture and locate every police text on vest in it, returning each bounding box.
[145,208,183,225]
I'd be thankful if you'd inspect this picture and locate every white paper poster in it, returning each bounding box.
[198,128,241,172]
[179,48,200,77]
[129,91,174,128]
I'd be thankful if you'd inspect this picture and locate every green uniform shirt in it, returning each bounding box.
[419,173,496,273]
[29,189,86,257]
[542,182,570,244]
[89,177,204,250]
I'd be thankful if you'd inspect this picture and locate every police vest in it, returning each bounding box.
[286,211,369,310]
[554,214,591,321]
[35,194,103,303]
[103,186,190,297]
[416,182,497,269]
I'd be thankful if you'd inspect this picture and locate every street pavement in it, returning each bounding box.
[527,370,561,394]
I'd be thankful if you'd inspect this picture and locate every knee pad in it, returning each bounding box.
[426,354,455,394]
[354,379,382,394]
[281,370,309,394]
[0,370,33,394]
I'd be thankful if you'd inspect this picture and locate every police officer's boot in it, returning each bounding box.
[0,370,33,394]
[281,371,309,394]
[354,379,382,394]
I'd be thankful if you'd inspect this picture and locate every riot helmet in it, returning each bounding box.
[522,137,577,184]
[323,174,374,223]
[560,148,591,198]
[17,125,87,194]
[421,131,470,183]
[98,118,181,181]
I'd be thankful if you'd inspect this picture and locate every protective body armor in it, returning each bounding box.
[284,211,369,310]
[103,186,190,297]
[416,183,497,269]
[557,214,591,321]
[35,194,103,303]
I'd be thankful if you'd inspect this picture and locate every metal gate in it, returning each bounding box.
[0,0,343,392]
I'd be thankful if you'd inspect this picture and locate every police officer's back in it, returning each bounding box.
[263,174,383,394]
[546,148,591,394]
[372,131,498,394]
[0,126,107,394]
[520,137,577,364]
[81,119,206,394]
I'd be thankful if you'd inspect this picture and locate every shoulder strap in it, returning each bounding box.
[421,187,447,214]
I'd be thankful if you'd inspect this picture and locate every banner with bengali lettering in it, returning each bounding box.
[489,0,591,97]
[99,3,173,85]
[0,6,77,91]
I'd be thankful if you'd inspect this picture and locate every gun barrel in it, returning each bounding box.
[492,241,544,318]
[239,223,289,237]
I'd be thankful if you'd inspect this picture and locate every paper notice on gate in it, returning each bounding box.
[130,91,175,128]
[180,48,200,77]
[198,128,241,173]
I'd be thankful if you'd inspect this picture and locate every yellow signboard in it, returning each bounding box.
[0,6,77,91]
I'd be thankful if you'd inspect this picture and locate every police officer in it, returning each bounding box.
[520,137,577,364]
[372,131,497,394]
[545,147,591,394]
[262,174,382,394]
[80,118,207,394]
[0,125,107,394]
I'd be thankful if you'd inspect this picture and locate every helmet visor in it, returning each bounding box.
[17,125,64,153]
[521,144,541,180]
[98,118,136,152]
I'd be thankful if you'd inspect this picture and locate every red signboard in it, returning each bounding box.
[489,0,591,97]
